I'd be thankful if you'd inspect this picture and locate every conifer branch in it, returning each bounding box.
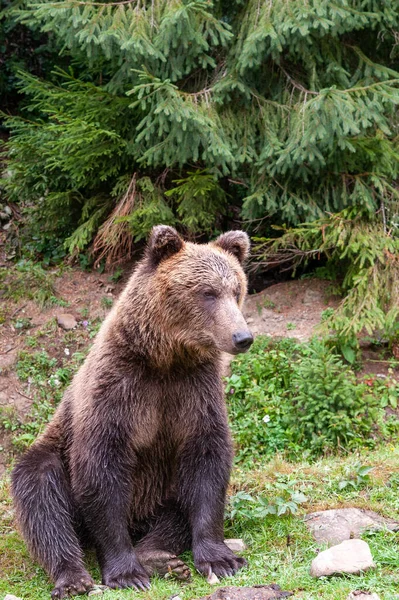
[280,67,319,96]
[41,0,137,5]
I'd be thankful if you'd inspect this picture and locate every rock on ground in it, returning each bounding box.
[310,539,375,578]
[207,572,221,585]
[198,584,293,599]
[305,508,399,545]
[224,538,247,552]
[56,313,78,330]
[347,592,381,600]
[4,595,23,600]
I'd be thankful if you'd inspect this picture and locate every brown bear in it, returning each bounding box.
[11,226,253,599]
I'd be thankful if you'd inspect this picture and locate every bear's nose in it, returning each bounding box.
[232,331,254,352]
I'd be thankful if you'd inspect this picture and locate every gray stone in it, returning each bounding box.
[57,314,77,330]
[347,592,381,600]
[198,585,293,599]
[310,539,375,578]
[224,538,247,552]
[4,595,23,600]
[4,205,12,216]
[305,508,399,545]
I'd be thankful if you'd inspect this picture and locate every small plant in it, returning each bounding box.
[227,479,308,522]
[0,406,20,433]
[25,335,39,348]
[256,297,276,315]
[286,322,296,330]
[109,267,124,283]
[338,463,374,491]
[101,296,113,309]
[369,371,399,411]
[227,491,256,520]
[13,317,32,331]
[79,307,90,319]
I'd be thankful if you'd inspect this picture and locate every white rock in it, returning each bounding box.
[207,571,220,585]
[347,592,381,600]
[4,595,23,600]
[224,538,247,552]
[310,539,375,577]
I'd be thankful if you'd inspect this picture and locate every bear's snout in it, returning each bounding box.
[232,330,254,353]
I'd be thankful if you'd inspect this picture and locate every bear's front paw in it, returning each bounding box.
[194,540,247,578]
[102,552,151,591]
[51,569,94,599]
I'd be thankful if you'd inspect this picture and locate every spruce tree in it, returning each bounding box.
[1,0,399,263]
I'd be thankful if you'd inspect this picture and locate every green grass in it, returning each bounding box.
[0,260,67,307]
[1,446,399,599]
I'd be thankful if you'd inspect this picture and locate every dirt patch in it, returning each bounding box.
[243,278,340,341]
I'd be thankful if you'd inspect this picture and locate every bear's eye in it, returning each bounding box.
[203,290,217,300]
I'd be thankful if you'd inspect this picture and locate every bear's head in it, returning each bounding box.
[144,225,253,357]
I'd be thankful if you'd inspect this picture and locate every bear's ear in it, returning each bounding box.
[213,230,250,265]
[147,225,184,266]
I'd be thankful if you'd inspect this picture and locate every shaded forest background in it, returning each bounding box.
[1,0,399,354]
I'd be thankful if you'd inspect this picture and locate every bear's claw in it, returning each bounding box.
[104,575,151,591]
[102,551,151,591]
[194,541,247,579]
[51,571,94,598]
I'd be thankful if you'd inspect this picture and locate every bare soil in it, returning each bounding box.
[243,278,340,341]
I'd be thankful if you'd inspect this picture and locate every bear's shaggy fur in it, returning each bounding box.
[11,226,253,599]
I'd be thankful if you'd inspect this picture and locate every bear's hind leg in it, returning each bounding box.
[135,503,191,581]
[11,442,93,599]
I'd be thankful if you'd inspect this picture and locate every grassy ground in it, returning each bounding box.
[1,446,399,599]
[1,264,399,599]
